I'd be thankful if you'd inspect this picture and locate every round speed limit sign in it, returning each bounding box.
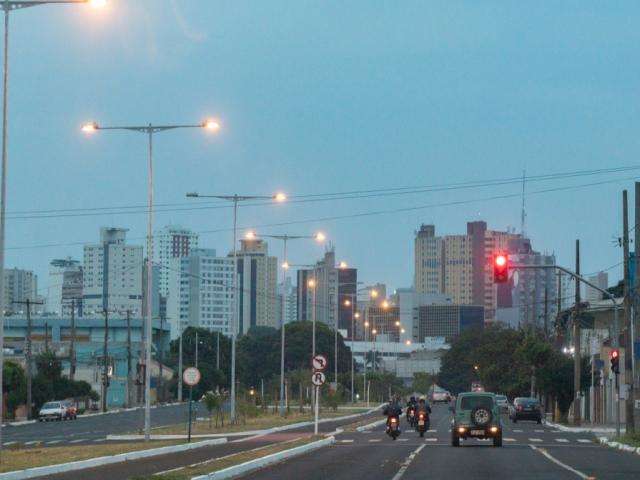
[311,371,326,386]
[183,367,201,387]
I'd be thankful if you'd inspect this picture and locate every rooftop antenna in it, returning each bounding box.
[521,169,527,237]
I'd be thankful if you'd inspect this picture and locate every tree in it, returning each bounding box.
[3,361,26,419]
[412,372,434,395]
[203,391,222,428]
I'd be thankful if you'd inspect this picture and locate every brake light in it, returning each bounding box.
[517,405,523,411]
[391,418,397,424]
[419,413,425,420]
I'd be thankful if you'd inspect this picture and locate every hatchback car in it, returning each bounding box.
[450,392,502,447]
[38,401,67,421]
[510,397,542,423]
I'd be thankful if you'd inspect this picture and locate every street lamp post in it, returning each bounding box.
[82,119,219,441]
[0,0,105,454]
[186,192,286,423]
[257,232,325,417]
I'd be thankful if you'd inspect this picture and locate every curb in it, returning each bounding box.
[356,419,387,432]
[0,438,227,480]
[192,436,335,480]
[107,432,262,441]
[598,436,640,455]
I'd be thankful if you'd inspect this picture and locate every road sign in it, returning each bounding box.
[312,354,328,371]
[183,367,201,387]
[311,371,326,386]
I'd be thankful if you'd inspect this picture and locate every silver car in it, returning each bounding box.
[494,395,509,413]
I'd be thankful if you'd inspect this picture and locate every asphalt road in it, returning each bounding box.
[248,404,640,480]
[41,410,380,480]
[2,402,197,446]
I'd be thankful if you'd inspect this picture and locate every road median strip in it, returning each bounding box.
[0,438,227,480]
[598,436,640,455]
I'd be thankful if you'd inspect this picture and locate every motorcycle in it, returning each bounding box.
[407,406,416,427]
[387,416,401,440]
[417,411,429,437]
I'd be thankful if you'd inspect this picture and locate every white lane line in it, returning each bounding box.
[369,439,381,443]
[424,438,437,442]
[4,441,15,446]
[93,438,105,442]
[46,440,62,445]
[513,429,523,432]
[427,429,437,433]
[24,441,39,446]
[69,439,86,444]
[391,444,425,480]
[530,445,592,479]
[555,438,569,443]
[398,438,408,442]
[529,438,543,442]
[577,439,592,444]
[504,438,516,442]
[339,439,354,443]
[535,429,545,433]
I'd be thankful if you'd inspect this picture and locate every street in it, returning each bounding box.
[2,402,195,446]
[247,404,640,480]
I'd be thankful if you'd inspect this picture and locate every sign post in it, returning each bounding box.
[311,355,327,435]
[183,367,201,442]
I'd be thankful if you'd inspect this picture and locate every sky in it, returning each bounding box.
[4,0,640,296]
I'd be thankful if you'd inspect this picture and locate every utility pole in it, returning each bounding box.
[159,314,165,403]
[44,321,49,352]
[126,310,132,407]
[195,330,199,369]
[178,330,183,403]
[634,181,640,431]
[102,308,109,413]
[623,190,635,432]
[216,330,220,370]
[69,299,77,381]
[13,298,42,420]
[573,239,582,426]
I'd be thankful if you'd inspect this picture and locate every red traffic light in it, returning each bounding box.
[610,349,619,359]
[493,253,509,283]
[610,348,620,374]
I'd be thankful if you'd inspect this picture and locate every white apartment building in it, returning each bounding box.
[46,258,82,316]
[154,225,198,298]
[4,268,38,313]
[166,248,235,339]
[586,271,608,302]
[83,228,143,317]
[276,277,297,326]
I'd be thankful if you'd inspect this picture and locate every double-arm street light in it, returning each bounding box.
[82,119,220,441]
[0,0,106,454]
[186,192,286,423]
[249,232,325,416]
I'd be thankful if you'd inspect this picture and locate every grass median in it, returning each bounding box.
[0,440,185,473]
[132,435,324,480]
[613,433,640,448]
[150,408,368,436]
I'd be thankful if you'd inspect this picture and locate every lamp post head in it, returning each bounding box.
[282,261,290,270]
[354,312,360,319]
[203,119,221,131]
[315,232,326,242]
[307,279,316,288]
[81,122,98,133]
[274,192,287,203]
[344,299,351,306]
[370,290,379,299]
[339,261,348,269]
[88,0,107,8]
[245,230,257,240]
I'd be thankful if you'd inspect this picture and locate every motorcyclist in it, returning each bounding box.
[383,397,403,433]
[416,396,431,433]
[406,396,417,425]
[417,397,432,415]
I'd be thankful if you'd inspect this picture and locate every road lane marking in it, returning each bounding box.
[391,444,425,480]
[504,438,516,442]
[529,438,543,442]
[530,445,593,479]
[513,429,523,432]
[369,439,381,443]
[427,429,437,433]
[577,439,592,443]
[555,438,569,443]
[24,441,39,446]
[535,429,545,433]
[4,441,15,446]
[398,438,408,441]
[46,440,61,445]
[93,438,105,442]
[339,439,354,443]
[424,438,437,442]
[69,439,86,444]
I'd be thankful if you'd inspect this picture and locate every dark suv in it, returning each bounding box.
[510,397,542,424]
[451,392,502,447]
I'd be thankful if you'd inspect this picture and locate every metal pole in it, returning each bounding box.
[279,238,287,416]
[195,331,198,369]
[364,322,367,407]
[634,181,640,432]
[178,331,183,402]
[314,386,319,435]
[350,297,354,403]
[25,299,31,419]
[623,189,635,433]
[334,314,338,385]
[573,239,582,426]
[230,198,238,423]
[0,5,9,453]
[187,386,193,443]
[126,310,131,407]
[312,282,316,358]
[144,128,153,441]
[102,309,109,413]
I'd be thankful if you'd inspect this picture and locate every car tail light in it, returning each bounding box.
[517,405,523,411]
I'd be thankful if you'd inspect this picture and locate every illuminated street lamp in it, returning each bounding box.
[83,119,219,439]
[186,191,285,423]
[0,0,107,452]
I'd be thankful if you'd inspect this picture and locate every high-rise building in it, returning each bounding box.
[586,272,608,302]
[413,221,522,322]
[166,248,234,339]
[46,258,82,316]
[4,268,38,313]
[235,238,278,333]
[83,228,143,317]
[338,266,357,337]
[367,305,401,342]
[416,305,484,341]
[391,288,452,343]
[154,225,198,298]
[296,269,313,322]
[276,277,297,326]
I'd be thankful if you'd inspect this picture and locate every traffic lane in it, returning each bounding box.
[402,443,577,480]
[542,443,640,479]
[40,411,380,480]
[245,438,416,480]
[3,402,193,444]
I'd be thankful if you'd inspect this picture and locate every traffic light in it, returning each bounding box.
[610,349,620,374]
[493,253,509,283]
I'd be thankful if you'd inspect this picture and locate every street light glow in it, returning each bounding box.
[315,232,326,242]
[81,122,98,133]
[307,278,316,288]
[372,328,377,335]
[88,0,107,8]
[203,119,221,131]
[274,192,287,202]
[381,300,389,309]
[395,321,400,327]
[245,230,256,240]
[344,299,351,306]
[364,321,369,327]
[282,261,290,270]
[370,290,379,299]
[354,312,360,319]
[405,340,412,346]
[339,261,348,269]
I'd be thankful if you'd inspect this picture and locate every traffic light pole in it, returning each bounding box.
[509,263,621,433]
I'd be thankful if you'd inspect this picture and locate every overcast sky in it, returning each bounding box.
[5,0,640,295]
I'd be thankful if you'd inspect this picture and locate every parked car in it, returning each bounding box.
[494,395,509,413]
[450,392,502,447]
[38,401,67,422]
[510,397,542,424]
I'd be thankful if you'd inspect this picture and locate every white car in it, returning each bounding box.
[38,401,67,422]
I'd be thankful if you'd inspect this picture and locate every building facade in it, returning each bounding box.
[154,225,198,298]
[4,268,39,314]
[166,248,235,339]
[46,258,83,316]
[83,228,143,317]
[276,276,297,326]
[586,271,608,302]
[416,304,484,341]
